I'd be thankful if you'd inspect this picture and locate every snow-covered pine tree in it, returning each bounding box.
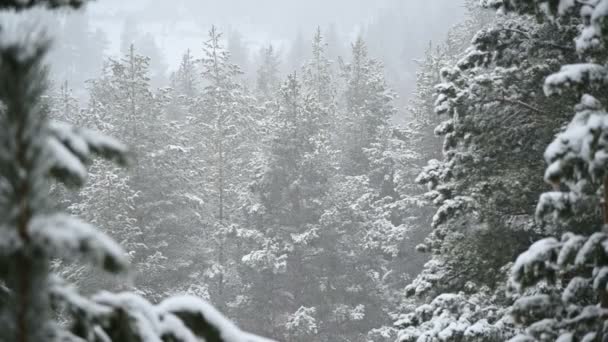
[256,44,281,100]
[172,49,198,100]
[244,72,333,340]
[387,2,592,341]
[309,34,435,341]
[71,45,172,297]
[243,31,411,338]
[194,25,259,311]
[285,306,319,340]
[338,37,396,177]
[361,125,426,273]
[410,7,579,300]
[390,288,515,342]
[47,80,81,124]
[166,49,199,120]
[0,10,125,341]
[56,43,206,301]
[302,27,335,110]
[507,97,608,340]
[109,44,155,150]
[480,0,608,340]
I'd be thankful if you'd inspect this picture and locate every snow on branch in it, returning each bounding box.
[0,11,50,63]
[543,95,608,187]
[46,121,129,187]
[535,191,581,221]
[159,295,277,342]
[46,136,88,187]
[483,0,608,52]
[544,64,608,96]
[49,276,112,319]
[53,282,214,342]
[431,196,475,228]
[507,231,608,339]
[395,291,506,342]
[511,238,560,290]
[93,291,172,342]
[77,127,129,164]
[49,120,129,166]
[29,213,129,273]
[51,289,278,342]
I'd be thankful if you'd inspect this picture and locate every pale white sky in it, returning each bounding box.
[82,0,466,69]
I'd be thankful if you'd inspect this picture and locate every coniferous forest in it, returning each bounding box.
[3,0,608,341]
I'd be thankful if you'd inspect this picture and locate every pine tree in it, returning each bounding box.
[244,72,338,340]
[245,45,409,339]
[237,31,425,341]
[338,37,396,176]
[388,2,594,341]
[481,1,608,340]
[195,25,258,311]
[302,27,335,109]
[168,49,199,120]
[47,80,81,124]
[0,12,128,341]
[110,44,155,149]
[409,8,579,300]
[67,46,174,299]
[171,49,198,99]
[256,44,281,100]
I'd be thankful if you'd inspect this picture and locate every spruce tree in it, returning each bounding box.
[338,37,395,176]
[409,7,579,300]
[256,44,281,100]
[481,0,608,340]
[0,11,128,341]
[302,27,335,109]
[390,2,589,341]
[244,72,338,340]
[172,49,198,99]
[195,25,258,311]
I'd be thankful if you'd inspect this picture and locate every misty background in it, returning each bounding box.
[44,0,466,118]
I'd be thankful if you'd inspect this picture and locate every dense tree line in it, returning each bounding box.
[7,0,608,341]
[37,8,431,342]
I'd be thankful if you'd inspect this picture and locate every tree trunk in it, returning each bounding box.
[602,176,608,311]
[217,112,225,310]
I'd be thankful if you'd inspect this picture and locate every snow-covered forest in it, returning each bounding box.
[3,0,608,341]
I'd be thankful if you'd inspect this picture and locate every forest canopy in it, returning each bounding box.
[2,0,608,341]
